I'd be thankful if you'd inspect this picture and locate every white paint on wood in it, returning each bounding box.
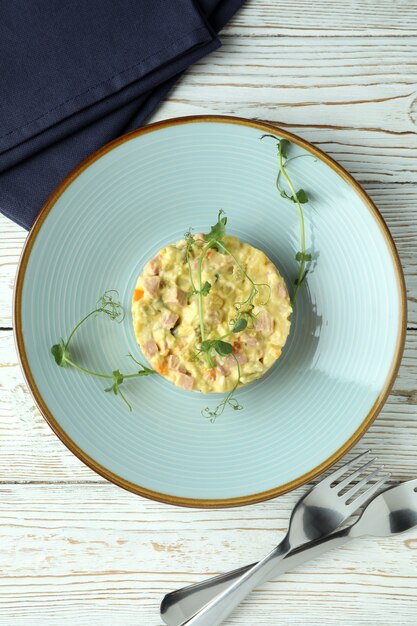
[0,484,416,626]
[1,0,417,623]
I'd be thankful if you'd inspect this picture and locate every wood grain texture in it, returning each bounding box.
[0,483,416,626]
[1,1,417,624]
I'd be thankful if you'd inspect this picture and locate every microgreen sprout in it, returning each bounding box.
[261,134,312,305]
[52,137,310,419]
[51,291,156,411]
[202,355,243,422]
[185,211,273,419]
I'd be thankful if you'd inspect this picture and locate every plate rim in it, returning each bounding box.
[13,115,407,508]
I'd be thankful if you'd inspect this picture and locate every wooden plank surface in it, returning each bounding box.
[1,1,417,624]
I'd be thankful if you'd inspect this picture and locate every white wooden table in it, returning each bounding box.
[1,2,417,624]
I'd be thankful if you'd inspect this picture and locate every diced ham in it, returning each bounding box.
[236,352,248,366]
[159,339,169,354]
[254,310,275,335]
[216,362,230,376]
[144,256,160,275]
[277,283,287,299]
[167,354,180,370]
[208,311,221,325]
[176,289,187,306]
[161,311,179,329]
[143,276,161,297]
[164,286,187,307]
[245,335,259,347]
[178,373,194,391]
[226,352,247,367]
[143,339,158,357]
[168,354,187,373]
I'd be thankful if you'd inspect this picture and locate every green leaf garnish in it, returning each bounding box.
[105,370,132,411]
[279,139,290,159]
[182,209,274,414]
[232,317,247,333]
[188,280,212,300]
[261,134,312,306]
[295,188,309,204]
[295,251,312,263]
[204,209,227,243]
[279,188,308,204]
[200,281,212,296]
[50,292,155,411]
[202,354,243,422]
[213,340,233,356]
[105,369,124,394]
[51,339,69,367]
[295,270,309,286]
[200,339,233,357]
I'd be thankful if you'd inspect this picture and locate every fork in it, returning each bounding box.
[161,450,389,626]
[168,476,417,626]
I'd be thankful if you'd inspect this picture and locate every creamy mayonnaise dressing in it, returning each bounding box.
[132,236,292,393]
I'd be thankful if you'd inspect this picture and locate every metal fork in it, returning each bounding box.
[161,450,390,626]
[168,477,416,626]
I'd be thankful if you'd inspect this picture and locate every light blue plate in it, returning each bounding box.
[15,116,406,507]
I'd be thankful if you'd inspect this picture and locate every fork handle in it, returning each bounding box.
[178,539,291,626]
[161,529,352,626]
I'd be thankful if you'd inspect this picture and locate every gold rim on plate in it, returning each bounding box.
[13,115,407,508]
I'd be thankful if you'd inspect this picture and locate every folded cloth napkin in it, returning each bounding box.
[0,0,245,229]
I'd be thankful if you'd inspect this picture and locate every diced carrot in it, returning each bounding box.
[156,360,168,375]
[133,288,144,302]
[232,340,242,353]
[207,368,217,382]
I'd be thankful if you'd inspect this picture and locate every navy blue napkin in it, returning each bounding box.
[0,0,245,229]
